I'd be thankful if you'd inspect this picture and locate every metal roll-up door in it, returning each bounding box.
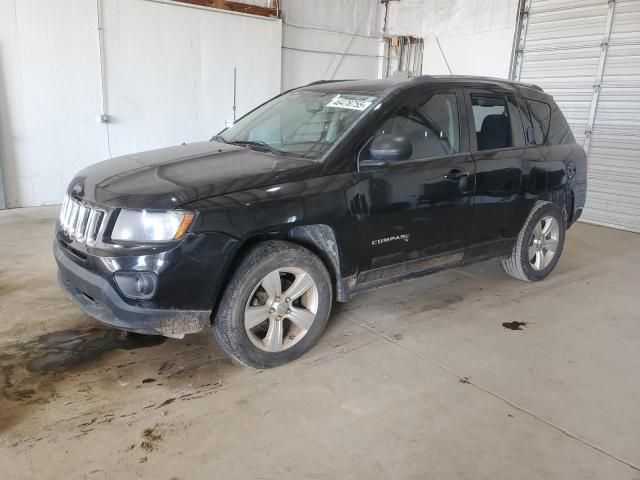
[588,1,640,231]
[512,0,640,232]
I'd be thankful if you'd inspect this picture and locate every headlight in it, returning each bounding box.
[111,209,196,243]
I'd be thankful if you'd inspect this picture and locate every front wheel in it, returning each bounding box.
[213,241,332,368]
[502,201,566,282]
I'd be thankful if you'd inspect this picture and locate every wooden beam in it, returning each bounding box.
[176,0,278,18]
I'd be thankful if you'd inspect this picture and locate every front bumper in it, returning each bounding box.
[54,240,211,338]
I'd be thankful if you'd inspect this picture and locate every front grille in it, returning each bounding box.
[59,194,106,246]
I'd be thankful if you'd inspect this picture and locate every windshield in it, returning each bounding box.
[217,90,378,160]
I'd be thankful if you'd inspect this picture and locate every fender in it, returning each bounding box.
[287,225,350,302]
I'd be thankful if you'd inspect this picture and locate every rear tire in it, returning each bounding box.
[213,240,332,368]
[502,201,566,282]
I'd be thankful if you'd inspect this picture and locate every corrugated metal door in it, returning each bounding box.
[513,0,640,232]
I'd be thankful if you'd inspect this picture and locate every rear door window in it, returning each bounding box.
[527,99,552,145]
[471,95,513,151]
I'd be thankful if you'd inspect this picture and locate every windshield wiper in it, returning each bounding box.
[227,140,285,156]
[210,134,229,144]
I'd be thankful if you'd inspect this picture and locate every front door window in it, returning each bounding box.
[374,93,461,160]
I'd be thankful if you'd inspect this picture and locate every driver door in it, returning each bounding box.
[353,87,475,280]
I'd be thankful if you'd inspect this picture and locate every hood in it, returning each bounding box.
[68,141,319,209]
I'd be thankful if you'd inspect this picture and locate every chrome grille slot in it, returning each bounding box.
[86,210,104,246]
[67,201,79,237]
[59,195,70,227]
[59,194,106,246]
[75,205,90,242]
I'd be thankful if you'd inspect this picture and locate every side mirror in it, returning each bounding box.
[360,134,413,168]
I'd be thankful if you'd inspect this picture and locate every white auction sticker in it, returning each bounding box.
[326,94,376,111]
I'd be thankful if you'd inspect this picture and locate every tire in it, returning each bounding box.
[213,240,333,368]
[502,201,566,282]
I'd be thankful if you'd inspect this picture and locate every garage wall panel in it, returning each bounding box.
[279,0,382,90]
[0,0,107,208]
[585,0,640,231]
[102,0,282,157]
[281,27,380,90]
[516,0,640,232]
[386,0,519,78]
[0,0,282,208]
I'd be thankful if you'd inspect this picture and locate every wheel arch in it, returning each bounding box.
[540,186,572,226]
[210,224,349,324]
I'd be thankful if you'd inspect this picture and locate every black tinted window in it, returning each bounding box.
[528,99,551,145]
[548,102,576,145]
[471,95,512,151]
[376,93,460,160]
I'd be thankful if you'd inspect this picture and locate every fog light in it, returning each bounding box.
[114,272,157,299]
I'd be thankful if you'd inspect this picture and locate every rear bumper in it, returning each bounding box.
[54,240,210,338]
[570,207,583,226]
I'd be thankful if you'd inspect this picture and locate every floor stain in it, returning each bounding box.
[0,326,238,440]
[156,398,176,409]
[502,321,528,331]
[0,327,167,411]
[140,424,163,453]
[24,328,167,374]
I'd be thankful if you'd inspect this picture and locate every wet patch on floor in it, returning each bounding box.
[22,328,166,374]
[0,327,167,431]
[0,326,239,444]
[502,321,528,331]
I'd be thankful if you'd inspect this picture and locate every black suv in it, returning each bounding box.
[55,76,587,367]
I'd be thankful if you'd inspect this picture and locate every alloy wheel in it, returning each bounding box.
[244,267,319,352]
[528,215,559,271]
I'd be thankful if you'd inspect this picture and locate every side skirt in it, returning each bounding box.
[349,238,515,297]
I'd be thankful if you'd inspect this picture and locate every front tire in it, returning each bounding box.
[502,201,566,282]
[213,241,332,368]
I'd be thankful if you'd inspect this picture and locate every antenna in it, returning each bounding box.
[435,36,453,75]
[232,67,237,123]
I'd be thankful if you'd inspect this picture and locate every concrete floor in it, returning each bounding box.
[0,206,639,480]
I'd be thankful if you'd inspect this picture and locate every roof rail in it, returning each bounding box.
[304,79,357,87]
[510,78,543,92]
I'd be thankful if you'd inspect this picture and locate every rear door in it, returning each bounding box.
[464,89,545,253]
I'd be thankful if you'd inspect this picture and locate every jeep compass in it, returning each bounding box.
[54,76,587,367]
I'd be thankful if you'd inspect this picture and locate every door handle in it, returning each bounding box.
[443,169,469,181]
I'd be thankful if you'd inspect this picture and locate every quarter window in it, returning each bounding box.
[528,99,552,145]
[471,95,512,151]
[375,93,460,160]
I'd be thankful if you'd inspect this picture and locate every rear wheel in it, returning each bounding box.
[502,201,566,282]
[213,241,332,368]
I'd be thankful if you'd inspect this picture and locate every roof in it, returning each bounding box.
[427,75,544,92]
[298,75,546,98]
[299,78,405,96]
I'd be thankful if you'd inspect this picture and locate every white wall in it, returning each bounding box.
[386,0,519,78]
[101,0,281,158]
[279,0,382,90]
[0,0,281,208]
[0,0,107,208]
